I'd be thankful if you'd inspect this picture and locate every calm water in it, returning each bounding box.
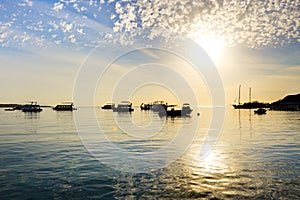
[0,107,299,199]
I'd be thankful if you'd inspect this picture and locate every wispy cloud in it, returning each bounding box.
[283,65,300,72]
[0,0,111,48]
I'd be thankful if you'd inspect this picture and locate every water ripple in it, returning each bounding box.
[0,108,299,199]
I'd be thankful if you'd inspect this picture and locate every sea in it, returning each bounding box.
[0,107,299,199]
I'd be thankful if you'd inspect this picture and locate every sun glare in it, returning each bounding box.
[194,34,225,65]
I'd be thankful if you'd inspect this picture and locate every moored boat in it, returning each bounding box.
[22,102,42,112]
[14,105,23,110]
[113,101,134,112]
[254,108,267,114]
[233,85,269,109]
[151,101,168,112]
[4,108,15,111]
[159,103,193,117]
[101,103,115,110]
[181,103,193,116]
[140,103,152,110]
[53,102,76,111]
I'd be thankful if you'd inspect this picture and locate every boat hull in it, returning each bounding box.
[159,107,192,117]
[101,106,113,110]
[113,107,134,112]
[22,108,42,112]
[113,101,134,112]
[53,103,76,111]
[254,108,267,114]
[233,102,269,109]
[22,102,43,112]
[101,104,115,110]
[140,103,152,110]
[53,108,74,111]
[4,108,15,111]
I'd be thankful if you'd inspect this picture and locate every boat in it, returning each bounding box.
[113,101,134,112]
[14,105,23,110]
[3,104,23,110]
[158,103,193,117]
[151,101,168,112]
[4,108,15,111]
[182,103,193,115]
[140,103,152,110]
[53,102,76,111]
[22,102,42,112]
[101,103,115,110]
[233,101,269,109]
[254,108,267,114]
[232,85,269,109]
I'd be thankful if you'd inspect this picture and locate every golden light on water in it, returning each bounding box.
[201,150,229,173]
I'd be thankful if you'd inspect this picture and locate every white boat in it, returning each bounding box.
[113,101,134,112]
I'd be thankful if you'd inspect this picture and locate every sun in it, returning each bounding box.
[194,34,225,65]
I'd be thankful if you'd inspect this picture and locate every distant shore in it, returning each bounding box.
[0,104,19,108]
[0,104,51,108]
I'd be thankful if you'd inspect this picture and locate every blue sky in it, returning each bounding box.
[1,0,299,106]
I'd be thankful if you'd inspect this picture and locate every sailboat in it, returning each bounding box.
[232,85,269,109]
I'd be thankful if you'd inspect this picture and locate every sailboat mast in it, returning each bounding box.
[238,84,241,105]
[249,87,251,103]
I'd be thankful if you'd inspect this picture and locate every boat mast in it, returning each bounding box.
[238,84,241,105]
[249,87,251,103]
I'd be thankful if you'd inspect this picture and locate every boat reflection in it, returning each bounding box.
[55,110,74,120]
[23,112,40,119]
[237,108,253,138]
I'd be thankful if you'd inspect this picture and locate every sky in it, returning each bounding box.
[0,0,299,106]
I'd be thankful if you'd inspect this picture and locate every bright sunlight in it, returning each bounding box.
[194,34,225,66]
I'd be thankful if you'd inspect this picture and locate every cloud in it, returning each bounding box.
[0,0,299,48]
[111,0,300,48]
[53,2,64,11]
[18,0,33,7]
[0,1,113,48]
[59,20,73,33]
[281,65,300,73]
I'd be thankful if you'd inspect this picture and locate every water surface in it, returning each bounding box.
[0,108,299,199]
